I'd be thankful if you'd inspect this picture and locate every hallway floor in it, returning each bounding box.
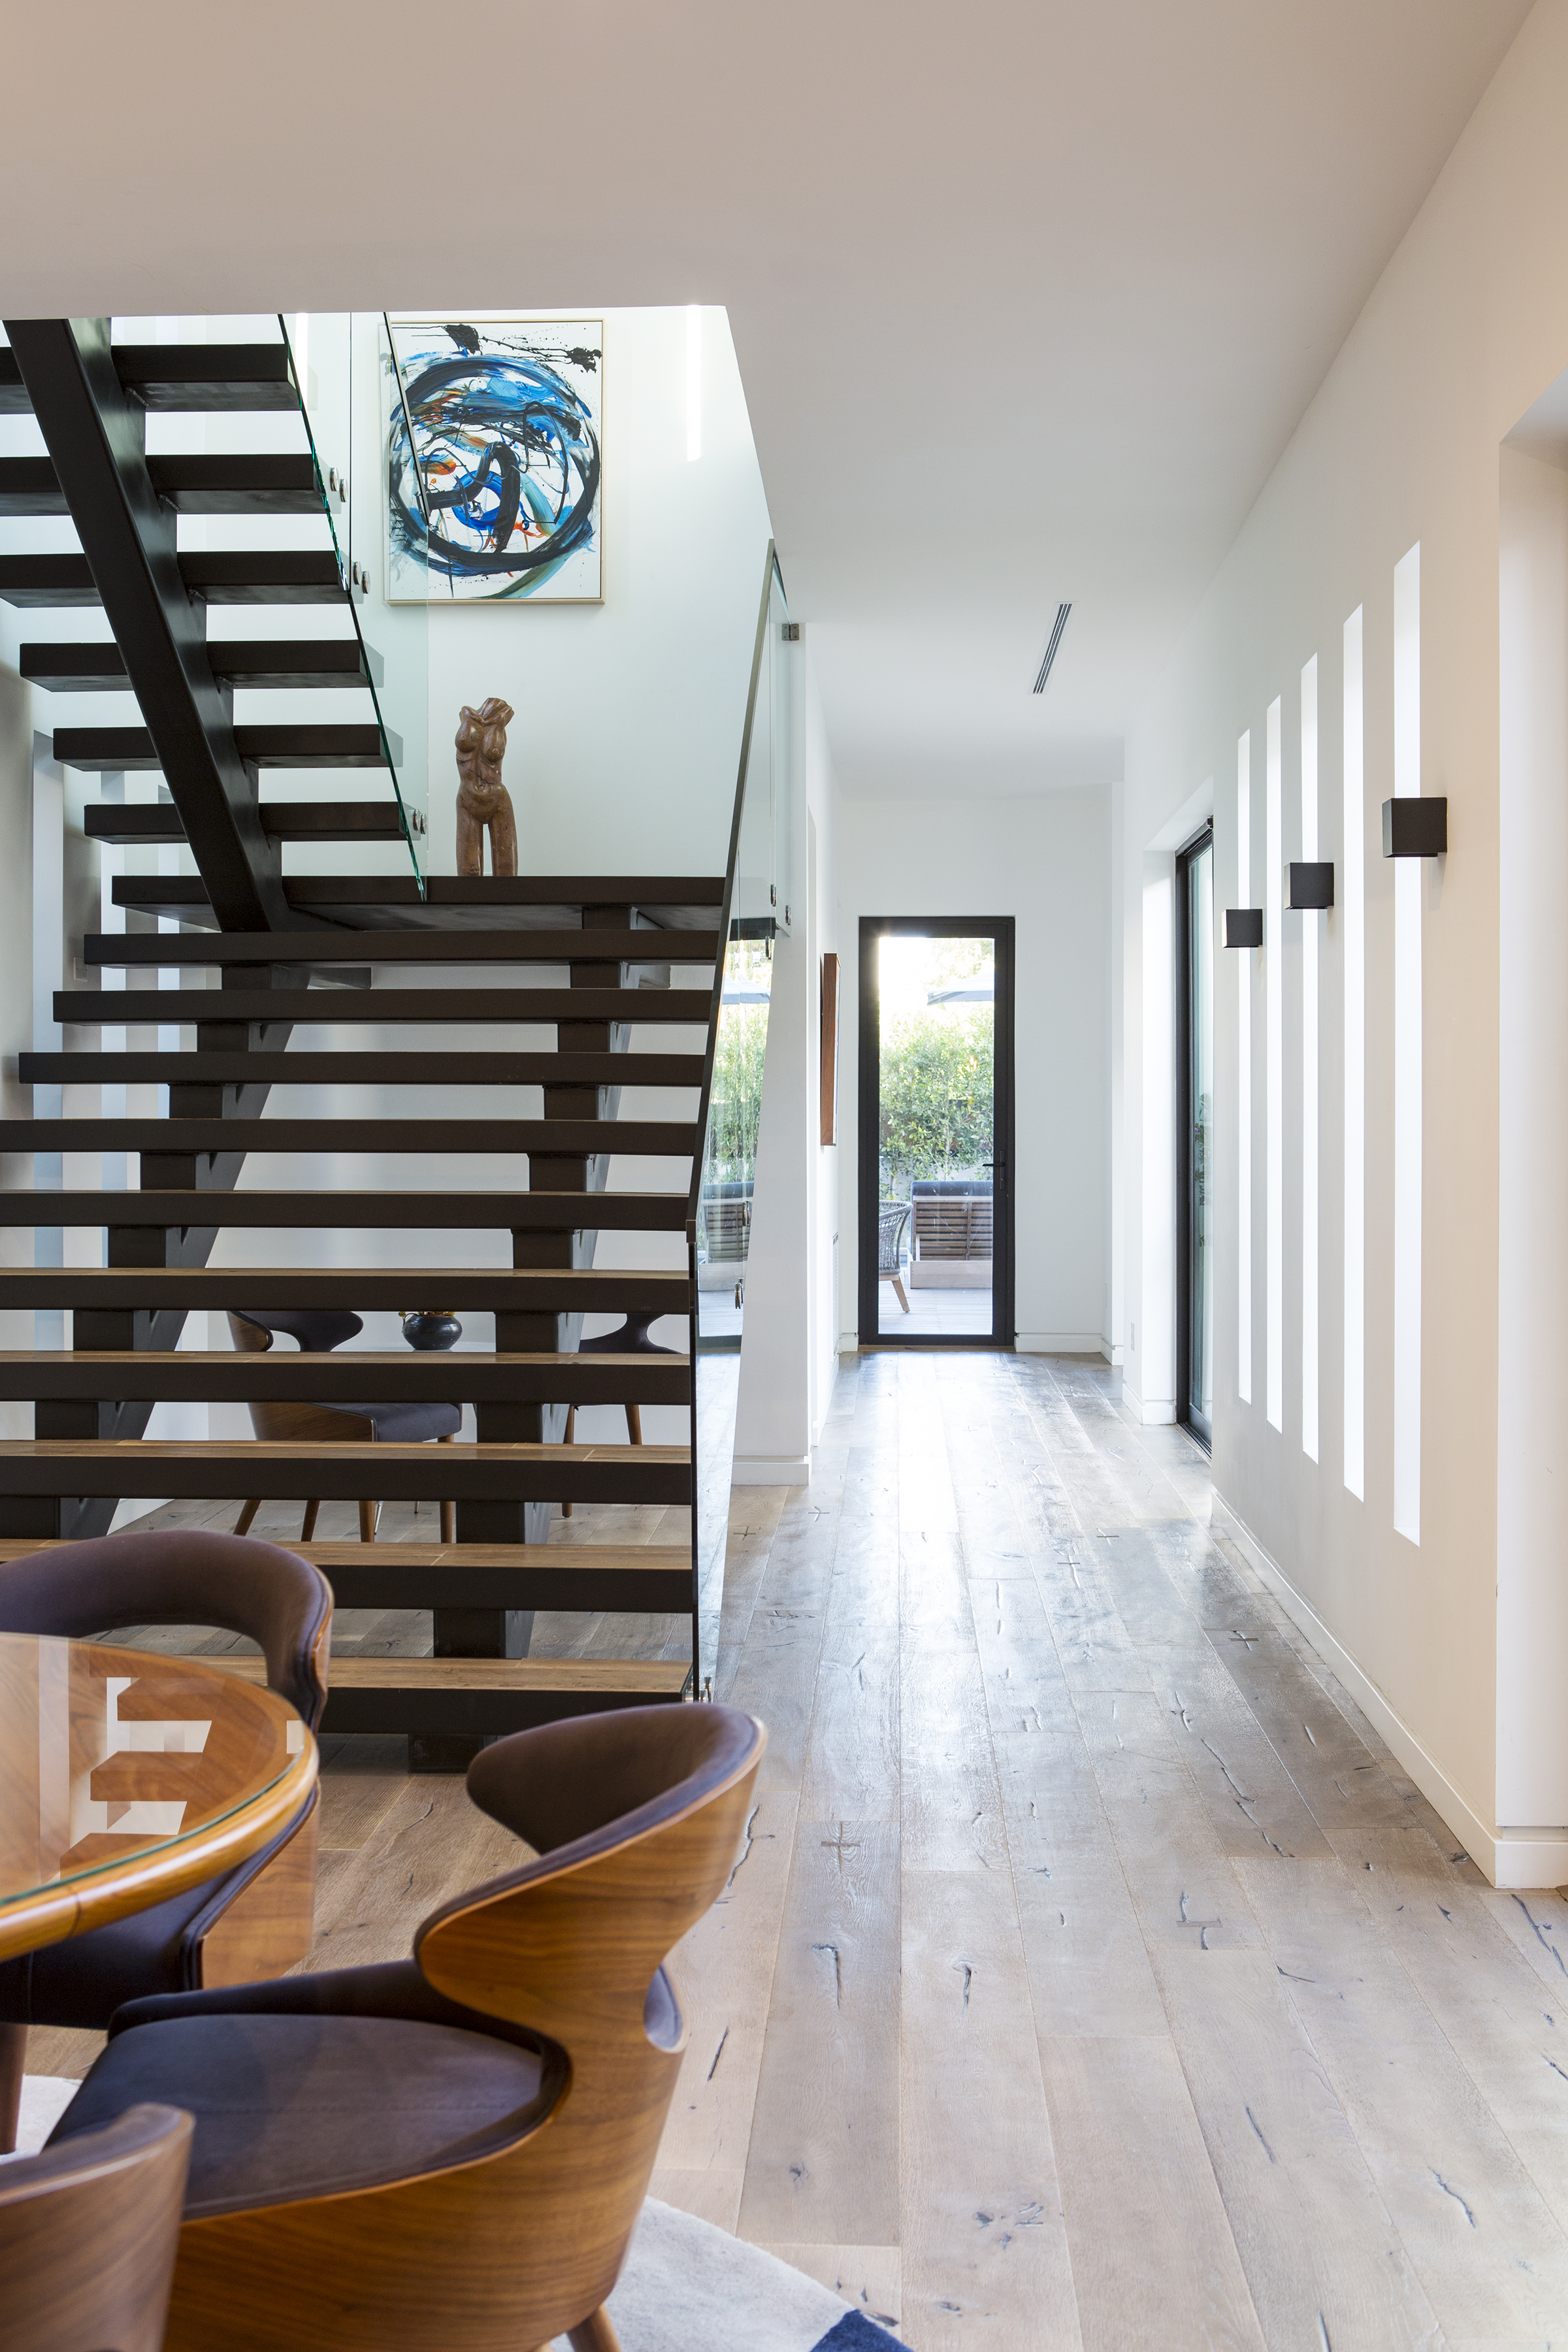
[657,1351,1568,2349]
[27,1352,1568,2347]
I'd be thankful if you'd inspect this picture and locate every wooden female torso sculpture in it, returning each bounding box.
[455,698,517,877]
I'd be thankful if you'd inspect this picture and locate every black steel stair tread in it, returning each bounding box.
[0,1119,696,1154]
[63,726,396,772]
[19,1051,704,1086]
[329,875,725,907]
[178,552,346,603]
[113,874,725,909]
[101,877,724,932]
[0,457,66,514]
[0,551,345,608]
[0,1439,691,1505]
[56,988,714,1025]
[112,344,299,412]
[0,451,328,518]
[85,802,408,844]
[251,1547,693,1615]
[0,1351,689,1400]
[146,455,320,512]
[209,638,380,686]
[0,1191,691,1230]
[20,639,378,693]
[0,351,27,414]
[86,927,719,966]
[0,1267,689,1306]
[0,556,102,607]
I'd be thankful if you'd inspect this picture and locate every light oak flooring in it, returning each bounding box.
[27,1349,1568,2350]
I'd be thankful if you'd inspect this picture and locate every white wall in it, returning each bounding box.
[1117,0,1568,1885]
[836,788,1111,1354]
[416,307,772,881]
[731,642,841,1479]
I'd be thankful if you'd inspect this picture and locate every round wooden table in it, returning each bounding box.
[0,1632,318,1963]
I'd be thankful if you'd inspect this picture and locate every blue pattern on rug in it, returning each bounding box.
[812,2314,913,2350]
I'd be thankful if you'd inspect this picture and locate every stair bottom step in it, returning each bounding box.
[0,1537,696,1614]
[209,1649,694,1734]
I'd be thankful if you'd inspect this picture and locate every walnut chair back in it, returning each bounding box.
[227,1311,374,1449]
[160,1703,764,2352]
[0,1529,333,1728]
[0,2103,191,2352]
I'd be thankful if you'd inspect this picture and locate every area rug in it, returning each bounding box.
[17,2079,911,2349]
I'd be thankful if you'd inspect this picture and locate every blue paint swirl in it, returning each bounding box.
[389,333,600,598]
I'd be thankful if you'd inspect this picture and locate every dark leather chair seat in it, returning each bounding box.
[320,1398,463,1443]
[56,2009,551,2218]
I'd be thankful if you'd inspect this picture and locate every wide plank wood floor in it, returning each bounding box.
[27,1350,1568,2349]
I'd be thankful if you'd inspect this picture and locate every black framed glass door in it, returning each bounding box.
[857,917,1015,1348]
[1177,828,1215,1445]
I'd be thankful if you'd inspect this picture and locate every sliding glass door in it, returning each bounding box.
[858,917,1015,1348]
[1177,829,1215,1444]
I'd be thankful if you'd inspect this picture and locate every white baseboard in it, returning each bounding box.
[732,1454,812,1486]
[1117,1373,1173,1426]
[1015,1331,1109,1355]
[1213,1490,1568,1890]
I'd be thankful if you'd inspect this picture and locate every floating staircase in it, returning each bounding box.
[0,314,749,1765]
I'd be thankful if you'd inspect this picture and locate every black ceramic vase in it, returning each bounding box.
[400,1311,463,1352]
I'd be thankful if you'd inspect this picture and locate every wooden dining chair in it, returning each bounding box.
[228,1311,458,1544]
[0,1529,331,2153]
[0,2103,192,2352]
[48,1703,766,2352]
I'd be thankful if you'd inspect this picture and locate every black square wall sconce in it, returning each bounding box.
[1382,797,1447,857]
[1224,909,1263,948]
[1288,862,1335,910]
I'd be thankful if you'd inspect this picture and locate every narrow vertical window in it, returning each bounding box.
[1237,731,1252,1405]
[1392,544,1422,1544]
[1300,655,1320,1463]
[1343,610,1364,1499]
[1266,697,1283,1432]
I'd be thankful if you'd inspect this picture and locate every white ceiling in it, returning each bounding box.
[0,0,1535,796]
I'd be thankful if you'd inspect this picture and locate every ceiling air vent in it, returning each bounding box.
[1032,603,1073,694]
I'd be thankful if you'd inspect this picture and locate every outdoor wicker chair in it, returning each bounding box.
[878,1203,912,1313]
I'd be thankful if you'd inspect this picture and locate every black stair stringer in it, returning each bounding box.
[2,318,300,934]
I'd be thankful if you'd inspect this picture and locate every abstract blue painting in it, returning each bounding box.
[385,318,603,604]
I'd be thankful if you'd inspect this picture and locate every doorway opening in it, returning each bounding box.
[1176,827,1215,1446]
[857,917,1015,1348]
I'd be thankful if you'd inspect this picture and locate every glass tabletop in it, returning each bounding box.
[0,1632,306,1918]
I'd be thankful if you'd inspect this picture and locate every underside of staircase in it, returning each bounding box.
[0,318,735,1766]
